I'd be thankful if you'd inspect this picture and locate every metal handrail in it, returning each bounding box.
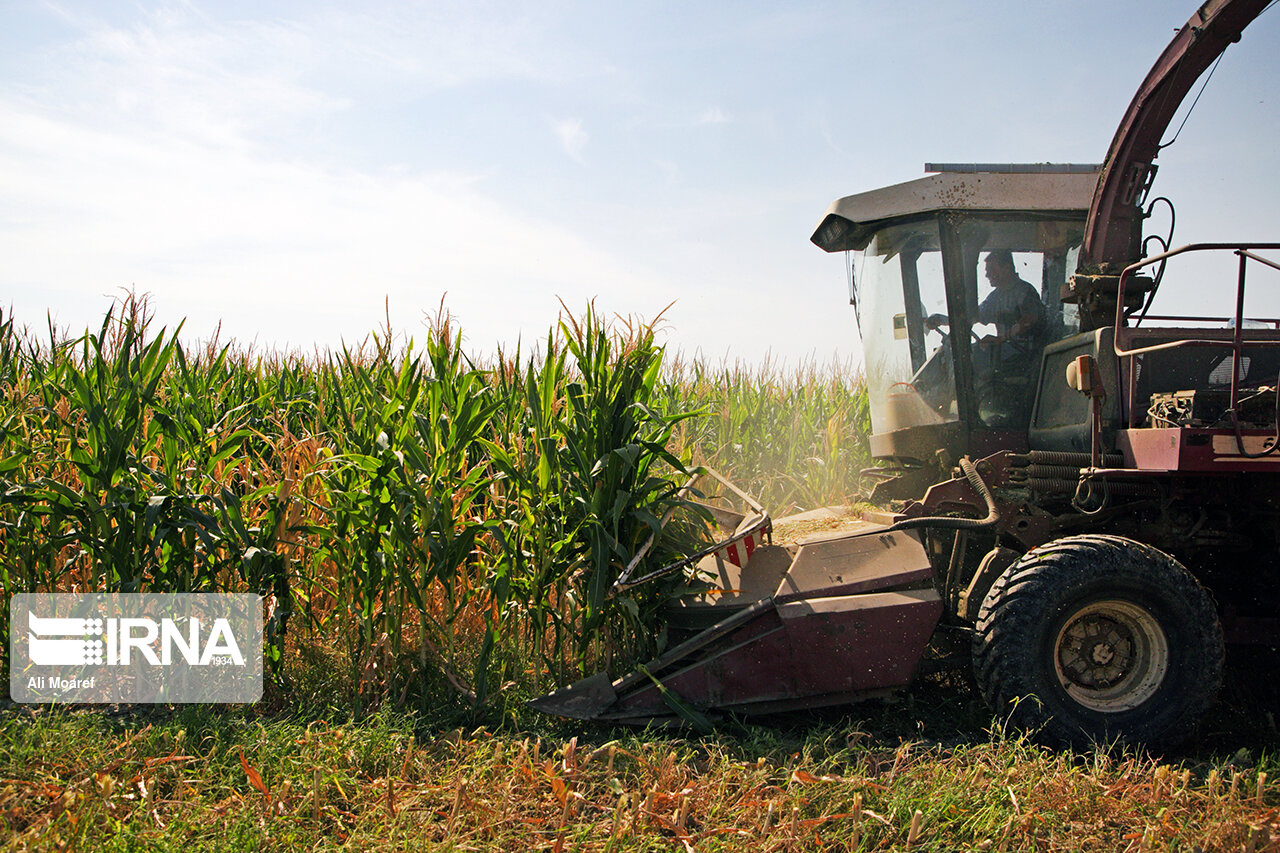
[1112,243,1280,355]
[1111,243,1280,445]
[1135,314,1280,328]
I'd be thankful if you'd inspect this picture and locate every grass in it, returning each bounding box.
[5,673,1280,851]
[7,631,1280,850]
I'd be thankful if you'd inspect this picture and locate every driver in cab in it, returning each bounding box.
[923,250,1047,425]
[925,249,1046,362]
[975,249,1046,359]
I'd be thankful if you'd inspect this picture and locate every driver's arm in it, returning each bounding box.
[1007,292,1045,339]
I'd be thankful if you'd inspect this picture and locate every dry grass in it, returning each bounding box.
[4,703,1280,852]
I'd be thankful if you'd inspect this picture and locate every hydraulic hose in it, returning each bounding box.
[885,456,1001,533]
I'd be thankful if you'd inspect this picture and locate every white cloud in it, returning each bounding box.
[552,118,588,162]
[696,107,730,125]
[25,3,577,155]
[0,97,682,354]
[298,3,566,89]
[33,10,341,151]
[0,5,687,352]
[0,2,861,365]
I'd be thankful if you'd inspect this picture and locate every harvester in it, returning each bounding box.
[532,0,1279,746]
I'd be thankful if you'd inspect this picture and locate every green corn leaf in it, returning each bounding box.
[636,664,715,735]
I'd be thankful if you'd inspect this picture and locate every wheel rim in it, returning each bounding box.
[1053,600,1169,713]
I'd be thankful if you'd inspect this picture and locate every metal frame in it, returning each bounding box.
[1113,243,1280,433]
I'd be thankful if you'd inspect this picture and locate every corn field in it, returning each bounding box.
[0,295,871,713]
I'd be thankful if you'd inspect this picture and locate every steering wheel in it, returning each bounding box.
[927,318,984,346]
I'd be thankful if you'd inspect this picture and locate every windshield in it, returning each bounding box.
[855,219,956,436]
[855,214,1086,439]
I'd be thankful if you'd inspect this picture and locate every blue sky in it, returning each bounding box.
[2,1,1277,363]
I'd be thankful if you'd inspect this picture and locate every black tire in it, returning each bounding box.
[972,534,1224,748]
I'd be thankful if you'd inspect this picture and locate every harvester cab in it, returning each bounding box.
[809,164,1100,500]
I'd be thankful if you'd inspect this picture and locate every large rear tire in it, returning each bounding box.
[972,535,1224,747]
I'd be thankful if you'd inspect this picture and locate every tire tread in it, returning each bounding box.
[972,534,1224,747]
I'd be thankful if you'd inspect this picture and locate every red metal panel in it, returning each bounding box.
[609,589,943,718]
[778,590,942,695]
[612,608,793,716]
[1119,428,1280,473]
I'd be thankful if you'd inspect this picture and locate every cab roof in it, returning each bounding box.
[811,165,1101,253]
